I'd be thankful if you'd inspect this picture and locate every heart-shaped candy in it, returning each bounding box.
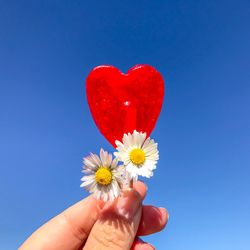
[86,65,164,147]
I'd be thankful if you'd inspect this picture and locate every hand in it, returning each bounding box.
[19,181,169,250]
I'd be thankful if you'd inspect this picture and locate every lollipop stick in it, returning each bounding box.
[124,104,137,189]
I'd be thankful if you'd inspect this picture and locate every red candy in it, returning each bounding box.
[86,65,164,147]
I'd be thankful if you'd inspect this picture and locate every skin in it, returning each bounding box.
[19,181,169,250]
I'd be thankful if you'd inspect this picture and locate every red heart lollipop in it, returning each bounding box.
[86,65,164,147]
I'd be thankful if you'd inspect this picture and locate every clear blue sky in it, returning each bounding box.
[0,0,250,249]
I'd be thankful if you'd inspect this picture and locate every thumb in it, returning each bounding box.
[83,188,143,250]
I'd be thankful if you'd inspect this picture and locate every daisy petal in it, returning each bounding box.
[81,149,125,201]
[114,130,159,181]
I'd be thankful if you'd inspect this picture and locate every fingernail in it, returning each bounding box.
[115,189,141,220]
[159,207,169,222]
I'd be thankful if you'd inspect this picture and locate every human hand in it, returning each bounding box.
[19,181,169,250]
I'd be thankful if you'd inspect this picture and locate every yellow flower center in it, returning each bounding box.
[130,148,146,165]
[95,167,112,185]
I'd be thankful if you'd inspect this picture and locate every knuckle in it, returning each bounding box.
[89,224,127,249]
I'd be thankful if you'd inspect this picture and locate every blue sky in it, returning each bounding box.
[0,0,250,249]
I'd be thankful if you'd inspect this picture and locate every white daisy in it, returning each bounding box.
[80,148,125,201]
[114,130,159,181]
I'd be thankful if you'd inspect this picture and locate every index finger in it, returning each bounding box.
[19,196,104,250]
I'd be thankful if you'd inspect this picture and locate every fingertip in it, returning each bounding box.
[133,180,147,200]
[88,195,105,209]
[137,205,169,236]
[159,207,169,226]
